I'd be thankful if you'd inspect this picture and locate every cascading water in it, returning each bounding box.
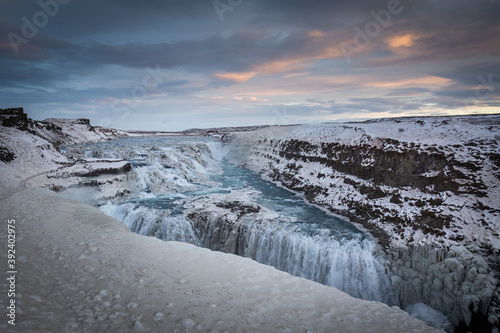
[62,136,397,306]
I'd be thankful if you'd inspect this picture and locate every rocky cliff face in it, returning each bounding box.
[1,107,127,146]
[0,107,28,130]
[224,116,500,332]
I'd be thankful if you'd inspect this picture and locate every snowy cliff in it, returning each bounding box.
[224,115,500,332]
[0,108,128,195]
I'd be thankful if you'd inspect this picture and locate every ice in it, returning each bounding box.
[206,140,230,161]
[221,116,500,329]
[101,202,201,245]
[134,163,196,193]
[406,303,453,332]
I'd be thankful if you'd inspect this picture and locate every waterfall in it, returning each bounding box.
[100,201,396,305]
[100,202,201,245]
[69,136,396,306]
[191,210,396,305]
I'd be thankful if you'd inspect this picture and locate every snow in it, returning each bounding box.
[7,110,500,331]
[0,115,128,197]
[226,115,500,250]
[0,114,445,331]
[0,125,69,196]
[41,118,129,144]
[224,115,500,329]
[0,187,440,332]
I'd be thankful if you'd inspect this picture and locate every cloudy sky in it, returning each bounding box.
[1,0,499,130]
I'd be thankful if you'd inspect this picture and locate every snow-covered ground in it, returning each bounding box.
[0,111,445,331]
[0,188,441,332]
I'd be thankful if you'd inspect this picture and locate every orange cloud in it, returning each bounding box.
[320,46,345,58]
[283,72,309,79]
[254,58,307,74]
[214,71,257,83]
[213,30,348,83]
[308,30,325,39]
[387,34,416,48]
[367,76,452,89]
[214,57,312,83]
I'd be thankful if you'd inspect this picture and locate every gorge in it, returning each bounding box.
[1,108,498,332]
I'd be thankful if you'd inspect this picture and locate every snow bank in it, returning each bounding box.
[0,188,440,332]
[39,117,128,144]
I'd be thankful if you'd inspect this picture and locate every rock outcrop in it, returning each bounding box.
[0,107,28,130]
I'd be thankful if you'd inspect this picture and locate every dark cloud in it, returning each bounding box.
[427,63,500,108]
[433,63,500,90]
[1,0,498,129]
[360,1,500,67]
[385,88,430,96]
[1,0,218,42]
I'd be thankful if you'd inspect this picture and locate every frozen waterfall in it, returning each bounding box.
[64,136,397,306]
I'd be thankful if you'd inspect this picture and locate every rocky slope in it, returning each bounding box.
[224,115,500,332]
[0,108,130,198]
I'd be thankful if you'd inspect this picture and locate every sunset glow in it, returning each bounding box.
[0,0,498,130]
